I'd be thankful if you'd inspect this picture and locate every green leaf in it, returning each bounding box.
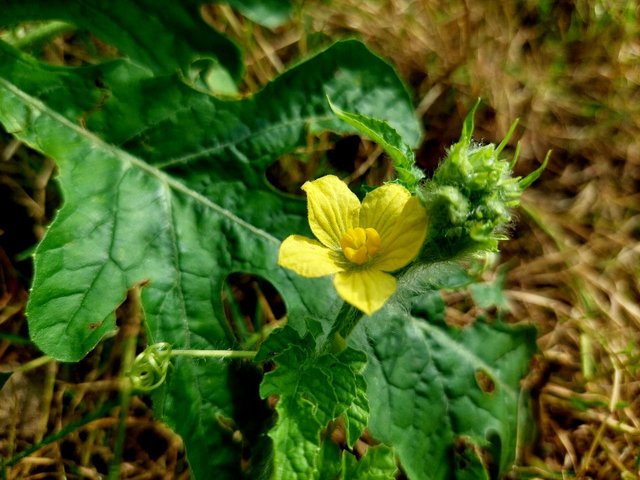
[344,374,369,448]
[0,0,243,79]
[469,272,510,312]
[328,99,424,190]
[344,445,398,480]
[0,27,419,476]
[363,295,537,479]
[226,0,292,28]
[318,442,398,480]
[259,327,369,480]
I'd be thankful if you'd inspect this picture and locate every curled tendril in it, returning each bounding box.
[128,342,172,392]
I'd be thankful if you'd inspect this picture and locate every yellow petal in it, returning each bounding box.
[302,175,360,249]
[278,235,344,277]
[333,269,397,315]
[360,184,427,271]
[360,183,411,239]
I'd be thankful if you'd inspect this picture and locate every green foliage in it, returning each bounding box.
[226,0,292,28]
[344,444,398,479]
[363,292,537,480]
[259,326,370,479]
[470,271,510,312]
[328,99,425,190]
[0,0,244,78]
[0,3,539,479]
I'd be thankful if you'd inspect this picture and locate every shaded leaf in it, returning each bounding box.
[0,0,243,78]
[227,0,292,28]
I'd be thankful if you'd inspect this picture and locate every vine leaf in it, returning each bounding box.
[328,99,424,190]
[0,15,419,473]
[258,326,369,480]
[363,292,536,479]
[344,444,398,479]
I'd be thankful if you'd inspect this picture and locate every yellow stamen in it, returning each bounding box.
[340,227,381,265]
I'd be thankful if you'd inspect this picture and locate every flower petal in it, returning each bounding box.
[278,235,344,277]
[360,184,427,271]
[360,183,411,238]
[302,175,360,249]
[333,269,396,315]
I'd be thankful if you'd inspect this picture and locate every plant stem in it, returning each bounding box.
[327,302,364,353]
[171,349,256,360]
[12,355,52,373]
[108,286,143,480]
[335,302,364,339]
[3,400,120,467]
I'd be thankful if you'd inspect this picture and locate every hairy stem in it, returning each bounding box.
[171,349,257,359]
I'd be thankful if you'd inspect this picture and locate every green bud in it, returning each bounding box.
[419,100,548,261]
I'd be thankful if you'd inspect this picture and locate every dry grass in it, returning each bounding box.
[2,0,640,478]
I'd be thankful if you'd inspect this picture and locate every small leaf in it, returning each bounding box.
[469,271,510,312]
[328,98,424,190]
[519,149,551,189]
[259,327,369,480]
[344,445,398,480]
[461,98,482,144]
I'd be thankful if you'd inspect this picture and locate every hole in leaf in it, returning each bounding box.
[222,273,286,346]
[266,133,390,196]
[474,368,496,394]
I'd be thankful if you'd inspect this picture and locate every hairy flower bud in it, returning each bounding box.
[419,101,548,261]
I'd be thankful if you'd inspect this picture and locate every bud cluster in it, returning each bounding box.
[418,102,546,262]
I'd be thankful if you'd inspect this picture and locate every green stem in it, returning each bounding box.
[108,334,136,480]
[327,302,364,353]
[108,285,144,480]
[11,355,52,373]
[3,400,119,467]
[171,349,256,360]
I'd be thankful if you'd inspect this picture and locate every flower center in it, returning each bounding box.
[340,227,381,265]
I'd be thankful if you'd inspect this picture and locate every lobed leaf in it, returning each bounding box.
[0,19,420,474]
[258,326,369,479]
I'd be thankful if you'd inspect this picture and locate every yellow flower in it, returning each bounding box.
[278,175,428,315]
